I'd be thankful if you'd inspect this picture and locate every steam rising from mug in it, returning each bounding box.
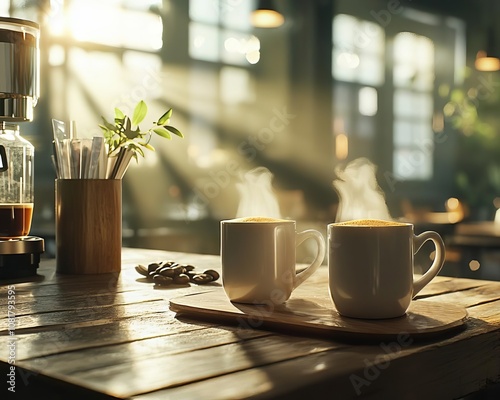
[236,167,281,218]
[333,158,392,222]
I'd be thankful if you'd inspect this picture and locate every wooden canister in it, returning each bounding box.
[55,179,122,274]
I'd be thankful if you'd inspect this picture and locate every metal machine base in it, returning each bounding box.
[0,236,44,279]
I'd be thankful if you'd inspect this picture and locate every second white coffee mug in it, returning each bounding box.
[221,217,326,305]
[328,219,446,319]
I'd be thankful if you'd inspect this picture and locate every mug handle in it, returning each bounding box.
[412,231,446,296]
[294,230,326,289]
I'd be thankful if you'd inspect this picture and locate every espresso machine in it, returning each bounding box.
[0,16,44,278]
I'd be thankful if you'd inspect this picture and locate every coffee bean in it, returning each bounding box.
[136,261,219,287]
[203,269,220,281]
[135,265,149,277]
[180,264,195,272]
[153,274,173,286]
[158,266,176,277]
[192,273,213,284]
[148,263,161,273]
[174,274,190,284]
[171,265,184,276]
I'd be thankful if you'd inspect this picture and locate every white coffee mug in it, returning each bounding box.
[221,217,326,304]
[328,219,446,319]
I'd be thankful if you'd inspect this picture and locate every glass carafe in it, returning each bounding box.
[0,123,34,238]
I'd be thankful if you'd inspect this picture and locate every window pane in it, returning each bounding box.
[394,89,414,118]
[394,121,433,147]
[393,32,416,63]
[333,14,357,49]
[394,149,432,180]
[332,48,359,82]
[189,22,219,62]
[415,36,434,71]
[358,53,384,86]
[393,120,414,146]
[393,64,416,87]
[393,31,434,90]
[357,21,384,54]
[221,0,253,30]
[394,90,433,118]
[189,0,219,24]
[358,86,378,116]
[332,14,385,86]
[415,92,434,117]
[68,1,163,50]
[414,70,435,91]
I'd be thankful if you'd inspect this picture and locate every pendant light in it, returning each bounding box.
[475,4,500,71]
[251,0,284,28]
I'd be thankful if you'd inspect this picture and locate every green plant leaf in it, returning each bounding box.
[153,127,172,139]
[132,100,147,126]
[100,100,183,163]
[100,117,117,131]
[157,108,172,125]
[129,143,145,158]
[114,116,126,129]
[125,126,141,140]
[114,108,125,119]
[165,125,184,138]
[143,143,155,152]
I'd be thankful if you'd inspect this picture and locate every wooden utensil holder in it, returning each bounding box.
[55,179,122,274]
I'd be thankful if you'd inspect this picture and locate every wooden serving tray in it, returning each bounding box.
[170,289,468,341]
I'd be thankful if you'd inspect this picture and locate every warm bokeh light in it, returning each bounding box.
[469,260,481,271]
[446,197,460,210]
[246,51,261,64]
[335,133,348,160]
[432,111,444,132]
[445,197,464,223]
[250,10,284,28]
[475,51,500,71]
[224,35,261,64]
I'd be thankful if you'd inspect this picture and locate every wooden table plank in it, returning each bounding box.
[0,299,168,333]
[137,300,500,400]
[18,333,344,398]
[3,316,214,360]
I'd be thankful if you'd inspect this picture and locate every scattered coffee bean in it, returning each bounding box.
[171,265,185,276]
[148,270,159,278]
[136,260,220,287]
[153,274,173,286]
[191,273,213,284]
[158,266,177,277]
[135,265,149,277]
[173,274,190,285]
[181,264,195,272]
[203,269,220,281]
[148,263,161,273]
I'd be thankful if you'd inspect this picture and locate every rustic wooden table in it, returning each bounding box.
[1,247,499,399]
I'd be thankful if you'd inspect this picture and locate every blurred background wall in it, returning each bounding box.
[2,0,500,278]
